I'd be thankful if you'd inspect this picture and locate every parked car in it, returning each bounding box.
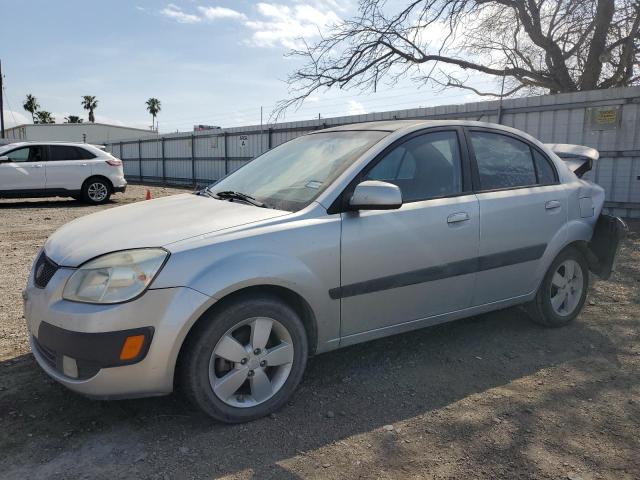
[23,121,624,422]
[0,142,126,204]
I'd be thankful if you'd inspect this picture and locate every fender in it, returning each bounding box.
[531,218,594,293]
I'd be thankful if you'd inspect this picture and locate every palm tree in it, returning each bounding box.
[81,95,98,122]
[22,94,40,123]
[145,98,161,131]
[64,115,83,123]
[35,111,55,124]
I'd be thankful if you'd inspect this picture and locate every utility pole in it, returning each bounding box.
[0,59,5,138]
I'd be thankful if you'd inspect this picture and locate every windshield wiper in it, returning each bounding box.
[213,190,267,208]
[196,188,217,198]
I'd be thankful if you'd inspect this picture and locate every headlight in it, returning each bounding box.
[63,248,169,304]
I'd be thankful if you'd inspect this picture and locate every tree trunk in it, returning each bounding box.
[581,0,616,89]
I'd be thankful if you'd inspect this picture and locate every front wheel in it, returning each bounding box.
[180,296,308,423]
[82,178,111,204]
[526,246,589,327]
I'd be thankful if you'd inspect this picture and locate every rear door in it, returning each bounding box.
[339,129,480,338]
[45,145,95,191]
[0,146,47,191]
[466,128,567,305]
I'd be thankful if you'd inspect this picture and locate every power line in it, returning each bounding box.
[159,78,502,128]
[160,81,502,130]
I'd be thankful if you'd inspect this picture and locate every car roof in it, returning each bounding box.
[318,119,521,133]
[0,141,105,149]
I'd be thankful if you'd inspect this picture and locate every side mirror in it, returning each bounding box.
[348,180,403,211]
[0,156,9,163]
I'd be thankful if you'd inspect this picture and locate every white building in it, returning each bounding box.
[3,123,157,144]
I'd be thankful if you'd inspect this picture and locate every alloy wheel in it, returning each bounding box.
[549,259,584,316]
[87,182,108,202]
[208,317,294,408]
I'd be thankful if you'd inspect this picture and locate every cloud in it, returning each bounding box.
[157,2,343,50]
[244,2,341,49]
[198,6,246,21]
[346,100,366,115]
[160,4,201,24]
[159,4,246,24]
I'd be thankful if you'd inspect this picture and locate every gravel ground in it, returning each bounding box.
[0,184,638,480]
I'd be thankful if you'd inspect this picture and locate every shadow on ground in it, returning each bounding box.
[2,306,637,479]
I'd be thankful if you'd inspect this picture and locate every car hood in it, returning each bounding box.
[44,193,289,266]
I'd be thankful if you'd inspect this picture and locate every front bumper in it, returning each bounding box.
[114,185,127,193]
[24,264,210,399]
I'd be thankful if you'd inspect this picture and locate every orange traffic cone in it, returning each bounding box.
[145,189,152,200]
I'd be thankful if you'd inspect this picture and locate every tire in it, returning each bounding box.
[180,295,308,423]
[81,178,111,204]
[526,246,589,327]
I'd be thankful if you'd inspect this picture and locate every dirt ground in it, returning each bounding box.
[0,184,638,480]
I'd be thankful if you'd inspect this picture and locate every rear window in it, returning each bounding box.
[49,145,96,161]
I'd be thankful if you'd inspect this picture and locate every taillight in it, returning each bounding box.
[106,159,122,166]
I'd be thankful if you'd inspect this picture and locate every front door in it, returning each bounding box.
[466,128,568,305]
[338,129,479,339]
[0,145,47,191]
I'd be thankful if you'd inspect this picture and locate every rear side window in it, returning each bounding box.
[75,147,97,160]
[49,145,96,161]
[533,149,557,184]
[470,132,537,190]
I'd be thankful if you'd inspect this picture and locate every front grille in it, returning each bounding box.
[33,336,56,369]
[32,336,100,379]
[34,251,58,289]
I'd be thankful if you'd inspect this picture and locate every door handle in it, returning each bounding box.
[545,200,561,210]
[81,163,88,166]
[34,164,44,168]
[447,212,470,224]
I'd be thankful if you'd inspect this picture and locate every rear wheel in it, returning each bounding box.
[82,178,111,204]
[180,296,308,423]
[526,247,589,327]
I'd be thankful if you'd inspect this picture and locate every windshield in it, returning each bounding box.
[207,131,388,212]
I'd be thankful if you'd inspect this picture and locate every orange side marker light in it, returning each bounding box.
[120,335,145,361]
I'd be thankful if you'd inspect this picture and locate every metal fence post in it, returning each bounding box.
[223,132,228,175]
[161,137,166,184]
[138,140,142,182]
[191,134,196,186]
[268,128,272,149]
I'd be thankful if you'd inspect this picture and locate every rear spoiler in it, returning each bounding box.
[545,143,599,178]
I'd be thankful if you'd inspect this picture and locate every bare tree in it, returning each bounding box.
[278,0,640,115]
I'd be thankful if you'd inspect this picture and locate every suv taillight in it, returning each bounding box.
[106,159,122,166]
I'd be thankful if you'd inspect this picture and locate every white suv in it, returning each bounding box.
[0,142,126,204]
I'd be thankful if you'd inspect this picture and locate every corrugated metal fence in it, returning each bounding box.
[105,86,640,218]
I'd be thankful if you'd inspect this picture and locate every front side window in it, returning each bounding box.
[3,146,43,163]
[470,132,537,190]
[208,131,388,212]
[4,147,30,162]
[366,131,462,202]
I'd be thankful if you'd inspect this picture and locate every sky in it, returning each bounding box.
[0,0,493,133]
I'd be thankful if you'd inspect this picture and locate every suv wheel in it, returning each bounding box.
[526,247,589,327]
[82,178,111,204]
[180,295,308,423]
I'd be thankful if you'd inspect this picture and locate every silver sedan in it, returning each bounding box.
[23,120,624,422]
